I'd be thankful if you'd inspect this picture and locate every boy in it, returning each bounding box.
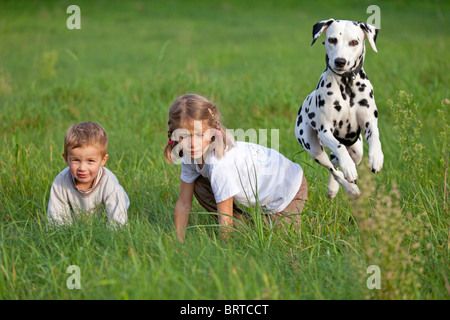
[47,122,129,229]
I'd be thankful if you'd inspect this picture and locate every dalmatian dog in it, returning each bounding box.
[295,19,384,199]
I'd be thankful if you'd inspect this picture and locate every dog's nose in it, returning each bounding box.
[334,58,346,68]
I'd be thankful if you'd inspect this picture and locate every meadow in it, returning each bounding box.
[0,0,448,300]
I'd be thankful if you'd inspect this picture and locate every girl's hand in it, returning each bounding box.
[217,197,234,240]
[175,181,195,243]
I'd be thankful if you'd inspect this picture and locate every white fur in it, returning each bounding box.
[295,19,383,199]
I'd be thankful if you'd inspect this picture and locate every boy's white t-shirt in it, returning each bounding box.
[47,167,129,228]
[180,141,303,214]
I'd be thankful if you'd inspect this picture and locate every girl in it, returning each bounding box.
[164,94,307,242]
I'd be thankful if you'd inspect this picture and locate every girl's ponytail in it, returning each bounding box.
[164,131,183,163]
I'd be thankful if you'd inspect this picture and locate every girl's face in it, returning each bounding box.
[175,120,214,165]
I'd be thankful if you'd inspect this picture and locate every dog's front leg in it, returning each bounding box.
[318,130,358,183]
[366,121,384,173]
[360,108,384,173]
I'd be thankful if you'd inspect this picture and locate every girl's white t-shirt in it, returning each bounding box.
[180,141,303,214]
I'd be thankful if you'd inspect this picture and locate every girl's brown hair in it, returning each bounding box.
[164,94,235,163]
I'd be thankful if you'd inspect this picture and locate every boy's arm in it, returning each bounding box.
[174,181,194,243]
[217,197,234,240]
[47,180,72,227]
[104,185,129,229]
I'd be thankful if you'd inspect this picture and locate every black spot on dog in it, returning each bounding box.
[339,120,343,128]
[374,110,378,118]
[326,82,332,88]
[318,97,325,107]
[365,122,369,128]
[296,115,303,126]
[334,127,361,146]
[360,23,371,33]
[358,83,366,92]
[342,93,347,100]
[358,99,369,107]
[343,80,353,97]
[357,52,363,63]
[299,129,303,135]
[297,137,303,147]
[341,76,353,88]
[308,112,315,119]
[320,80,325,87]
[327,91,333,95]
[340,85,344,93]
[311,121,316,128]
[365,129,372,140]
[359,70,366,79]
[369,89,374,99]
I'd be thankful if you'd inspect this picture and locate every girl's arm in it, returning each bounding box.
[217,197,234,240]
[174,181,194,243]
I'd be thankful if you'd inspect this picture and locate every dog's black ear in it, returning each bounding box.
[311,19,334,46]
[359,22,379,53]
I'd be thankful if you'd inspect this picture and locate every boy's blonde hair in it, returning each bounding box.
[164,94,235,163]
[64,122,108,158]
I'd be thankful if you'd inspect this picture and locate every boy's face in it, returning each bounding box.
[63,145,108,191]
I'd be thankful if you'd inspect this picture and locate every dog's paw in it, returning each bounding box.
[369,148,384,173]
[344,181,361,199]
[341,158,358,183]
[327,174,340,200]
[331,169,361,199]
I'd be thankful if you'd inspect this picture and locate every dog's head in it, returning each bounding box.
[311,19,378,75]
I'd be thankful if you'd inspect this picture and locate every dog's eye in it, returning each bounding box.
[328,38,337,44]
[349,40,359,46]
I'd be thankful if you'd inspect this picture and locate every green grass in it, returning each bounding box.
[0,0,449,300]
